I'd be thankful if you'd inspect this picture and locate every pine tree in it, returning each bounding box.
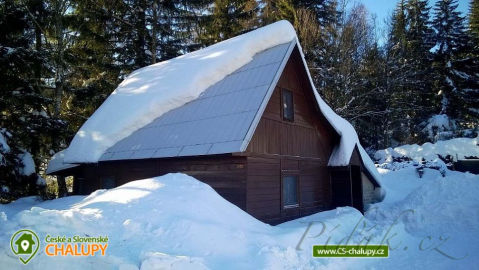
[405,0,435,140]
[431,0,477,137]
[66,0,121,131]
[0,0,61,201]
[200,0,257,45]
[294,0,339,27]
[260,0,297,26]
[469,0,479,45]
[354,43,390,149]
[381,0,435,144]
[384,0,414,144]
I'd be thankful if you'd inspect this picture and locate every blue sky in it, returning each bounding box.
[354,0,470,26]
[349,0,471,42]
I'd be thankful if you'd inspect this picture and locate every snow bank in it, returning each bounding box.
[375,169,479,235]
[0,174,272,269]
[0,196,42,220]
[1,169,479,269]
[374,136,479,163]
[64,21,296,163]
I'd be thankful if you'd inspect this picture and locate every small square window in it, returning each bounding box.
[283,175,298,207]
[282,89,294,121]
[101,176,116,189]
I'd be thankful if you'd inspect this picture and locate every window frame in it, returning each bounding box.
[281,173,300,209]
[281,88,294,122]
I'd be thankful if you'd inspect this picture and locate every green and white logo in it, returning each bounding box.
[10,229,40,264]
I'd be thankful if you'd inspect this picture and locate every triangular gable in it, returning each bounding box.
[240,39,381,187]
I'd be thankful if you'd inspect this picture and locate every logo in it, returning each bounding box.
[10,229,40,264]
[44,234,109,257]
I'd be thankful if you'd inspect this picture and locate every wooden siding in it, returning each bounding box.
[362,171,376,206]
[244,47,338,224]
[246,48,338,159]
[245,156,332,224]
[77,155,248,210]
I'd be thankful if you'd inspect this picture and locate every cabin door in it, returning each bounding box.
[330,169,352,207]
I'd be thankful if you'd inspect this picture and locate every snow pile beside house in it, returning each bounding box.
[1,168,479,269]
[374,136,479,164]
[64,21,296,163]
[0,174,273,269]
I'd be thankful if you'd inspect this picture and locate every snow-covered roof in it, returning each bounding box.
[58,20,380,185]
[99,42,293,161]
[63,21,296,164]
[46,150,79,175]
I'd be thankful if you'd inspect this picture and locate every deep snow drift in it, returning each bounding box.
[1,165,479,269]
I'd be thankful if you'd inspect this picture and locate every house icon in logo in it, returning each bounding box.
[14,232,35,254]
[10,229,40,264]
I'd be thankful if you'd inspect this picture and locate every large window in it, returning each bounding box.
[282,175,299,208]
[282,89,294,121]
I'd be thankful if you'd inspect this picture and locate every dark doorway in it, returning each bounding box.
[73,177,84,195]
[330,169,352,207]
[351,165,364,212]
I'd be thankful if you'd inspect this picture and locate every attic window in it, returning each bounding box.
[282,89,294,121]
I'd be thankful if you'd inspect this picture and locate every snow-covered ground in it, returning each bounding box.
[1,141,479,269]
[374,136,479,164]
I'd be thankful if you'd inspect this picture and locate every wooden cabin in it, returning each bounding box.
[47,24,381,225]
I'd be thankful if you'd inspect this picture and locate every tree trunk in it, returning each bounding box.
[57,176,68,197]
[151,0,158,64]
[135,0,147,67]
[53,0,67,197]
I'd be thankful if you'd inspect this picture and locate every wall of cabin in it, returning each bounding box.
[361,172,376,206]
[244,47,339,224]
[75,155,248,210]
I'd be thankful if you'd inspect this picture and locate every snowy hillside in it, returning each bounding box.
[1,165,479,269]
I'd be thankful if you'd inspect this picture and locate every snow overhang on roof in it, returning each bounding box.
[46,150,79,175]
[62,20,296,164]
[54,20,381,186]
